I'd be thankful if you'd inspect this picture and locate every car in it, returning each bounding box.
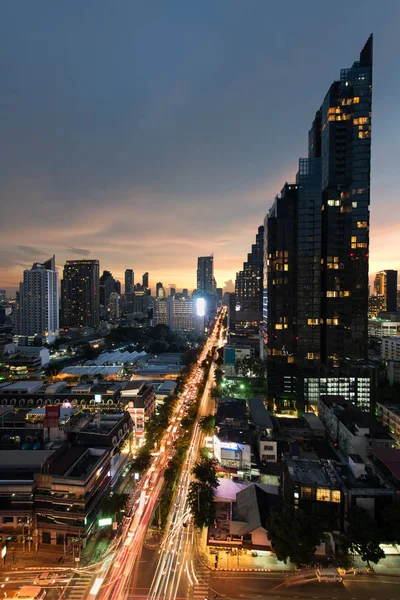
[33,573,59,586]
[14,587,46,599]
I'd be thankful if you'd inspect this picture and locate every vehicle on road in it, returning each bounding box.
[315,567,343,583]
[14,586,46,599]
[33,572,63,586]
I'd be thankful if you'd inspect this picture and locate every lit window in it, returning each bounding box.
[331,490,341,503]
[307,318,319,325]
[351,236,357,243]
[284,264,289,271]
[326,291,338,298]
[275,324,283,330]
[302,486,313,499]
[316,488,331,502]
[357,221,368,228]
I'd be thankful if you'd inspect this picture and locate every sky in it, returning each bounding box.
[1,0,400,294]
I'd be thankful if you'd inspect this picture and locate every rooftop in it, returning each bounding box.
[217,428,253,445]
[247,397,273,430]
[369,448,400,482]
[285,457,341,488]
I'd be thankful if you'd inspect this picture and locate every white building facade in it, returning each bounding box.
[17,256,59,344]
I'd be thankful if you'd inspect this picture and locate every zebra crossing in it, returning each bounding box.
[63,572,94,599]
[192,561,210,600]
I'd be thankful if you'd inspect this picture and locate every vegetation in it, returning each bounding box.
[101,493,129,524]
[188,456,219,529]
[198,414,215,435]
[266,505,323,565]
[342,506,385,568]
[104,323,202,354]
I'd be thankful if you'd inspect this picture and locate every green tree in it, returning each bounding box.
[266,505,323,565]
[101,493,129,524]
[188,481,216,529]
[381,502,400,543]
[131,446,151,472]
[343,506,385,568]
[199,414,215,436]
[192,457,219,488]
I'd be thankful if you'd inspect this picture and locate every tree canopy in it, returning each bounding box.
[343,506,385,567]
[198,414,215,436]
[266,505,323,565]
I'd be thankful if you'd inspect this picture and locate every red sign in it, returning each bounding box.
[44,404,60,428]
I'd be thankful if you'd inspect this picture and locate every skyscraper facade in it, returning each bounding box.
[263,36,373,406]
[374,270,398,313]
[125,269,134,294]
[197,256,214,295]
[235,225,264,314]
[16,256,59,344]
[61,260,100,328]
[99,270,120,308]
[142,272,149,289]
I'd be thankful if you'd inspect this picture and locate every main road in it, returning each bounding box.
[89,307,226,600]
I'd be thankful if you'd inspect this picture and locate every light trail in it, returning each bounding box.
[89,307,227,600]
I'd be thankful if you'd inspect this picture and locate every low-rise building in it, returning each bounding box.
[376,403,400,444]
[223,345,252,377]
[213,428,253,477]
[215,398,248,430]
[120,381,156,438]
[319,396,394,460]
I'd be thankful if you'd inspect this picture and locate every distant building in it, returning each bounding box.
[108,291,120,320]
[154,298,168,326]
[235,225,263,315]
[61,260,100,328]
[124,269,134,294]
[142,272,149,289]
[120,381,156,439]
[374,270,398,313]
[368,294,385,318]
[197,256,214,296]
[369,315,400,339]
[167,296,195,331]
[156,282,165,299]
[15,256,59,345]
[376,404,400,445]
[99,270,120,310]
[182,288,189,299]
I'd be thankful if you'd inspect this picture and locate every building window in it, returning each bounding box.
[302,486,313,500]
[3,517,13,524]
[316,488,331,502]
[331,490,341,503]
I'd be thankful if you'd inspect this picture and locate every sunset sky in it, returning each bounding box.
[1,1,399,294]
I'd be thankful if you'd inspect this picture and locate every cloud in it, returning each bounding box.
[17,246,46,255]
[223,280,235,293]
[66,246,91,256]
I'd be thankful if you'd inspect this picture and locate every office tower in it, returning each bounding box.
[264,37,373,406]
[154,298,168,326]
[368,294,385,319]
[16,256,59,344]
[167,296,195,331]
[99,270,120,308]
[156,282,165,299]
[235,225,264,314]
[109,291,120,320]
[182,288,189,299]
[374,270,398,313]
[216,288,223,303]
[0,290,6,305]
[169,287,176,297]
[61,260,100,328]
[125,269,134,294]
[318,35,373,365]
[142,272,149,289]
[197,256,214,295]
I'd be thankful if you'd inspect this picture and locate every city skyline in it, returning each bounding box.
[1,3,400,294]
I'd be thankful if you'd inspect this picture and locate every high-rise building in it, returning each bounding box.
[154,298,168,326]
[170,287,176,297]
[16,256,59,344]
[99,270,120,308]
[142,272,149,289]
[0,290,6,305]
[61,260,100,328]
[182,288,189,299]
[125,269,134,294]
[156,282,165,299]
[167,296,195,331]
[368,295,385,319]
[263,36,373,407]
[108,291,120,321]
[374,270,398,313]
[197,256,214,296]
[235,225,264,314]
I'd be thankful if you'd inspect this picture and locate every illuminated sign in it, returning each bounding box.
[94,394,102,404]
[1,546,6,558]
[98,517,112,527]
[196,297,206,317]
[220,442,241,451]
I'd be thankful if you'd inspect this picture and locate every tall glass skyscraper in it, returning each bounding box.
[197,256,214,295]
[61,260,100,328]
[263,36,373,406]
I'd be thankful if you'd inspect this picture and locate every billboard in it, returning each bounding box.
[44,404,60,428]
[196,297,206,317]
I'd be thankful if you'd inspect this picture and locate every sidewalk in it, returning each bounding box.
[196,528,293,573]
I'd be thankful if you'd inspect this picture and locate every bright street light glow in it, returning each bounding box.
[90,577,104,596]
[196,297,206,317]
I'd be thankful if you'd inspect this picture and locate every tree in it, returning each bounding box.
[381,502,400,543]
[101,493,129,524]
[188,481,216,529]
[199,414,215,436]
[266,505,323,565]
[192,457,219,488]
[343,506,385,568]
[131,446,151,472]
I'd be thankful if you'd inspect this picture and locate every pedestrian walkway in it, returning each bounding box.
[63,572,94,600]
[192,560,210,600]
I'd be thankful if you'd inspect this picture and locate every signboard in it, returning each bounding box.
[98,517,112,527]
[44,403,60,428]
[94,394,102,404]
[196,297,206,317]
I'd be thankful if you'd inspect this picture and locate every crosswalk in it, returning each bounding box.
[64,573,94,599]
[192,562,210,600]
